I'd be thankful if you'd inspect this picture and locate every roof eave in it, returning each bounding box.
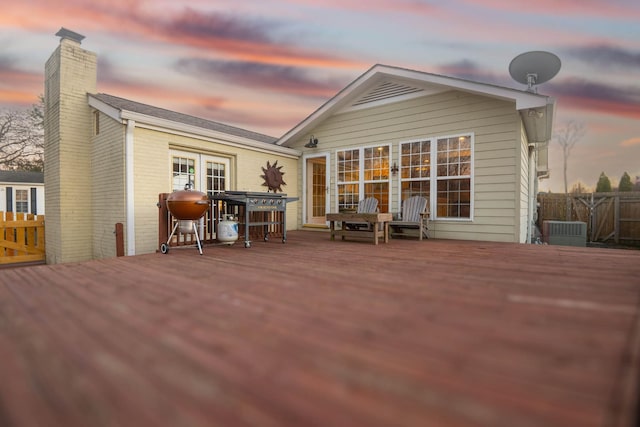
[521,98,556,145]
[276,64,555,147]
[88,94,301,158]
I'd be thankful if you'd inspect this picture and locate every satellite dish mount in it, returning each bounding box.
[509,51,561,93]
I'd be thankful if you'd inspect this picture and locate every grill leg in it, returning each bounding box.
[192,222,203,255]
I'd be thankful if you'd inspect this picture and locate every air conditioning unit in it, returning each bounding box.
[542,221,587,247]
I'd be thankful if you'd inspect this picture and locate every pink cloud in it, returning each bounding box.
[620,137,640,147]
[459,0,640,20]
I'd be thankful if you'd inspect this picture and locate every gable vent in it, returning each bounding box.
[352,81,424,107]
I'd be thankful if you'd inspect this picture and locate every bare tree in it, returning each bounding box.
[0,97,44,171]
[554,120,586,194]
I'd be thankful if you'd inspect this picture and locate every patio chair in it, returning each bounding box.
[390,196,429,240]
[344,197,379,230]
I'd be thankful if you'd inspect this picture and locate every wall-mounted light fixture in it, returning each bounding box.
[304,135,318,148]
[391,162,399,175]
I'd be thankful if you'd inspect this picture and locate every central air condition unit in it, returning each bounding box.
[542,221,587,247]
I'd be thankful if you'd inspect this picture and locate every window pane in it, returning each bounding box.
[364,145,389,181]
[401,141,430,179]
[338,183,359,210]
[400,140,431,212]
[172,156,195,190]
[337,149,359,183]
[364,182,389,213]
[206,161,226,196]
[436,178,471,219]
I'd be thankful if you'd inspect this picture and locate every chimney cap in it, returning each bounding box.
[55,27,85,44]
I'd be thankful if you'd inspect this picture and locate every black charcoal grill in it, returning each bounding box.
[211,191,298,248]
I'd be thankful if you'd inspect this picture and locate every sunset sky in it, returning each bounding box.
[1,0,638,192]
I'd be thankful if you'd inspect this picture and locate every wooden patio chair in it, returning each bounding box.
[390,196,429,240]
[344,197,379,230]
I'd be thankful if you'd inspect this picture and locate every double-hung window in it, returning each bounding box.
[15,189,29,213]
[399,134,472,219]
[337,145,391,212]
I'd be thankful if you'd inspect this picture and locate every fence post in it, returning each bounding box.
[115,223,124,257]
[614,195,620,244]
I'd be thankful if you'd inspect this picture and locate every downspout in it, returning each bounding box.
[125,119,136,255]
[527,144,536,244]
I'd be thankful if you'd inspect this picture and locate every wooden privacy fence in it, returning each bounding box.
[537,192,640,245]
[0,211,45,265]
[157,194,283,250]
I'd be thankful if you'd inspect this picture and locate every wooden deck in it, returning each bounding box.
[1,231,639,427]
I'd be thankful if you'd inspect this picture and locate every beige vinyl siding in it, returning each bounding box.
[131,127,298,255]
[91,112,125,258]
[295,90,522,242]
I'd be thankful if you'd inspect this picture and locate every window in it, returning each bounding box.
[172,156,196,191]
[337,145,390,212]
[337,149,360,209]
[15,189,29,213]
[205,160,226,196]
[171,151,230,195]
[436,136,471,218]
[399,134,472,219]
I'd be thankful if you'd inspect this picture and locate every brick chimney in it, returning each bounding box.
[44,28,97,264]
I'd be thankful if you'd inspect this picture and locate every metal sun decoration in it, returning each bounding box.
[261,160,287,192]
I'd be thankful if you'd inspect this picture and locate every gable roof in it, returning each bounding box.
[88,94,300,157]
[277,64,556,146]
[0,170,44,184]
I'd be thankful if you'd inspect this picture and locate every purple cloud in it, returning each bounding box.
[174,59,343,98]
[545,77,640,119]
[564,45,640,69]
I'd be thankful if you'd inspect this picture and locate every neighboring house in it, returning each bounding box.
[44,28,554,264]
[277,65,554,243]
[0,170,45,215]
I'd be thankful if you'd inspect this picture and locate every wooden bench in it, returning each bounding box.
[327,212,392,245]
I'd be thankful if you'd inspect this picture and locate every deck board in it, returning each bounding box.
[1,231,639,427]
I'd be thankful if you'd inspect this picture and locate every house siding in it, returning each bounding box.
[295,90,523,242]
[91,112,126,258]
[518,121,530,243]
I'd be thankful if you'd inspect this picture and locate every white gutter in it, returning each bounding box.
[120,111,301,158]
[527,145,536,244]
[125,119,136,255]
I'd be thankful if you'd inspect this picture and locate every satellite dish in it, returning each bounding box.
[509,51,561,93]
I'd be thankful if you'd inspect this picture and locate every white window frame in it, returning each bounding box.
[169,149,230,194]
[398,133,474,221]
[335,143,392,212]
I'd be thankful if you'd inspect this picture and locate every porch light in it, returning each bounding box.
[305,135,318,148]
